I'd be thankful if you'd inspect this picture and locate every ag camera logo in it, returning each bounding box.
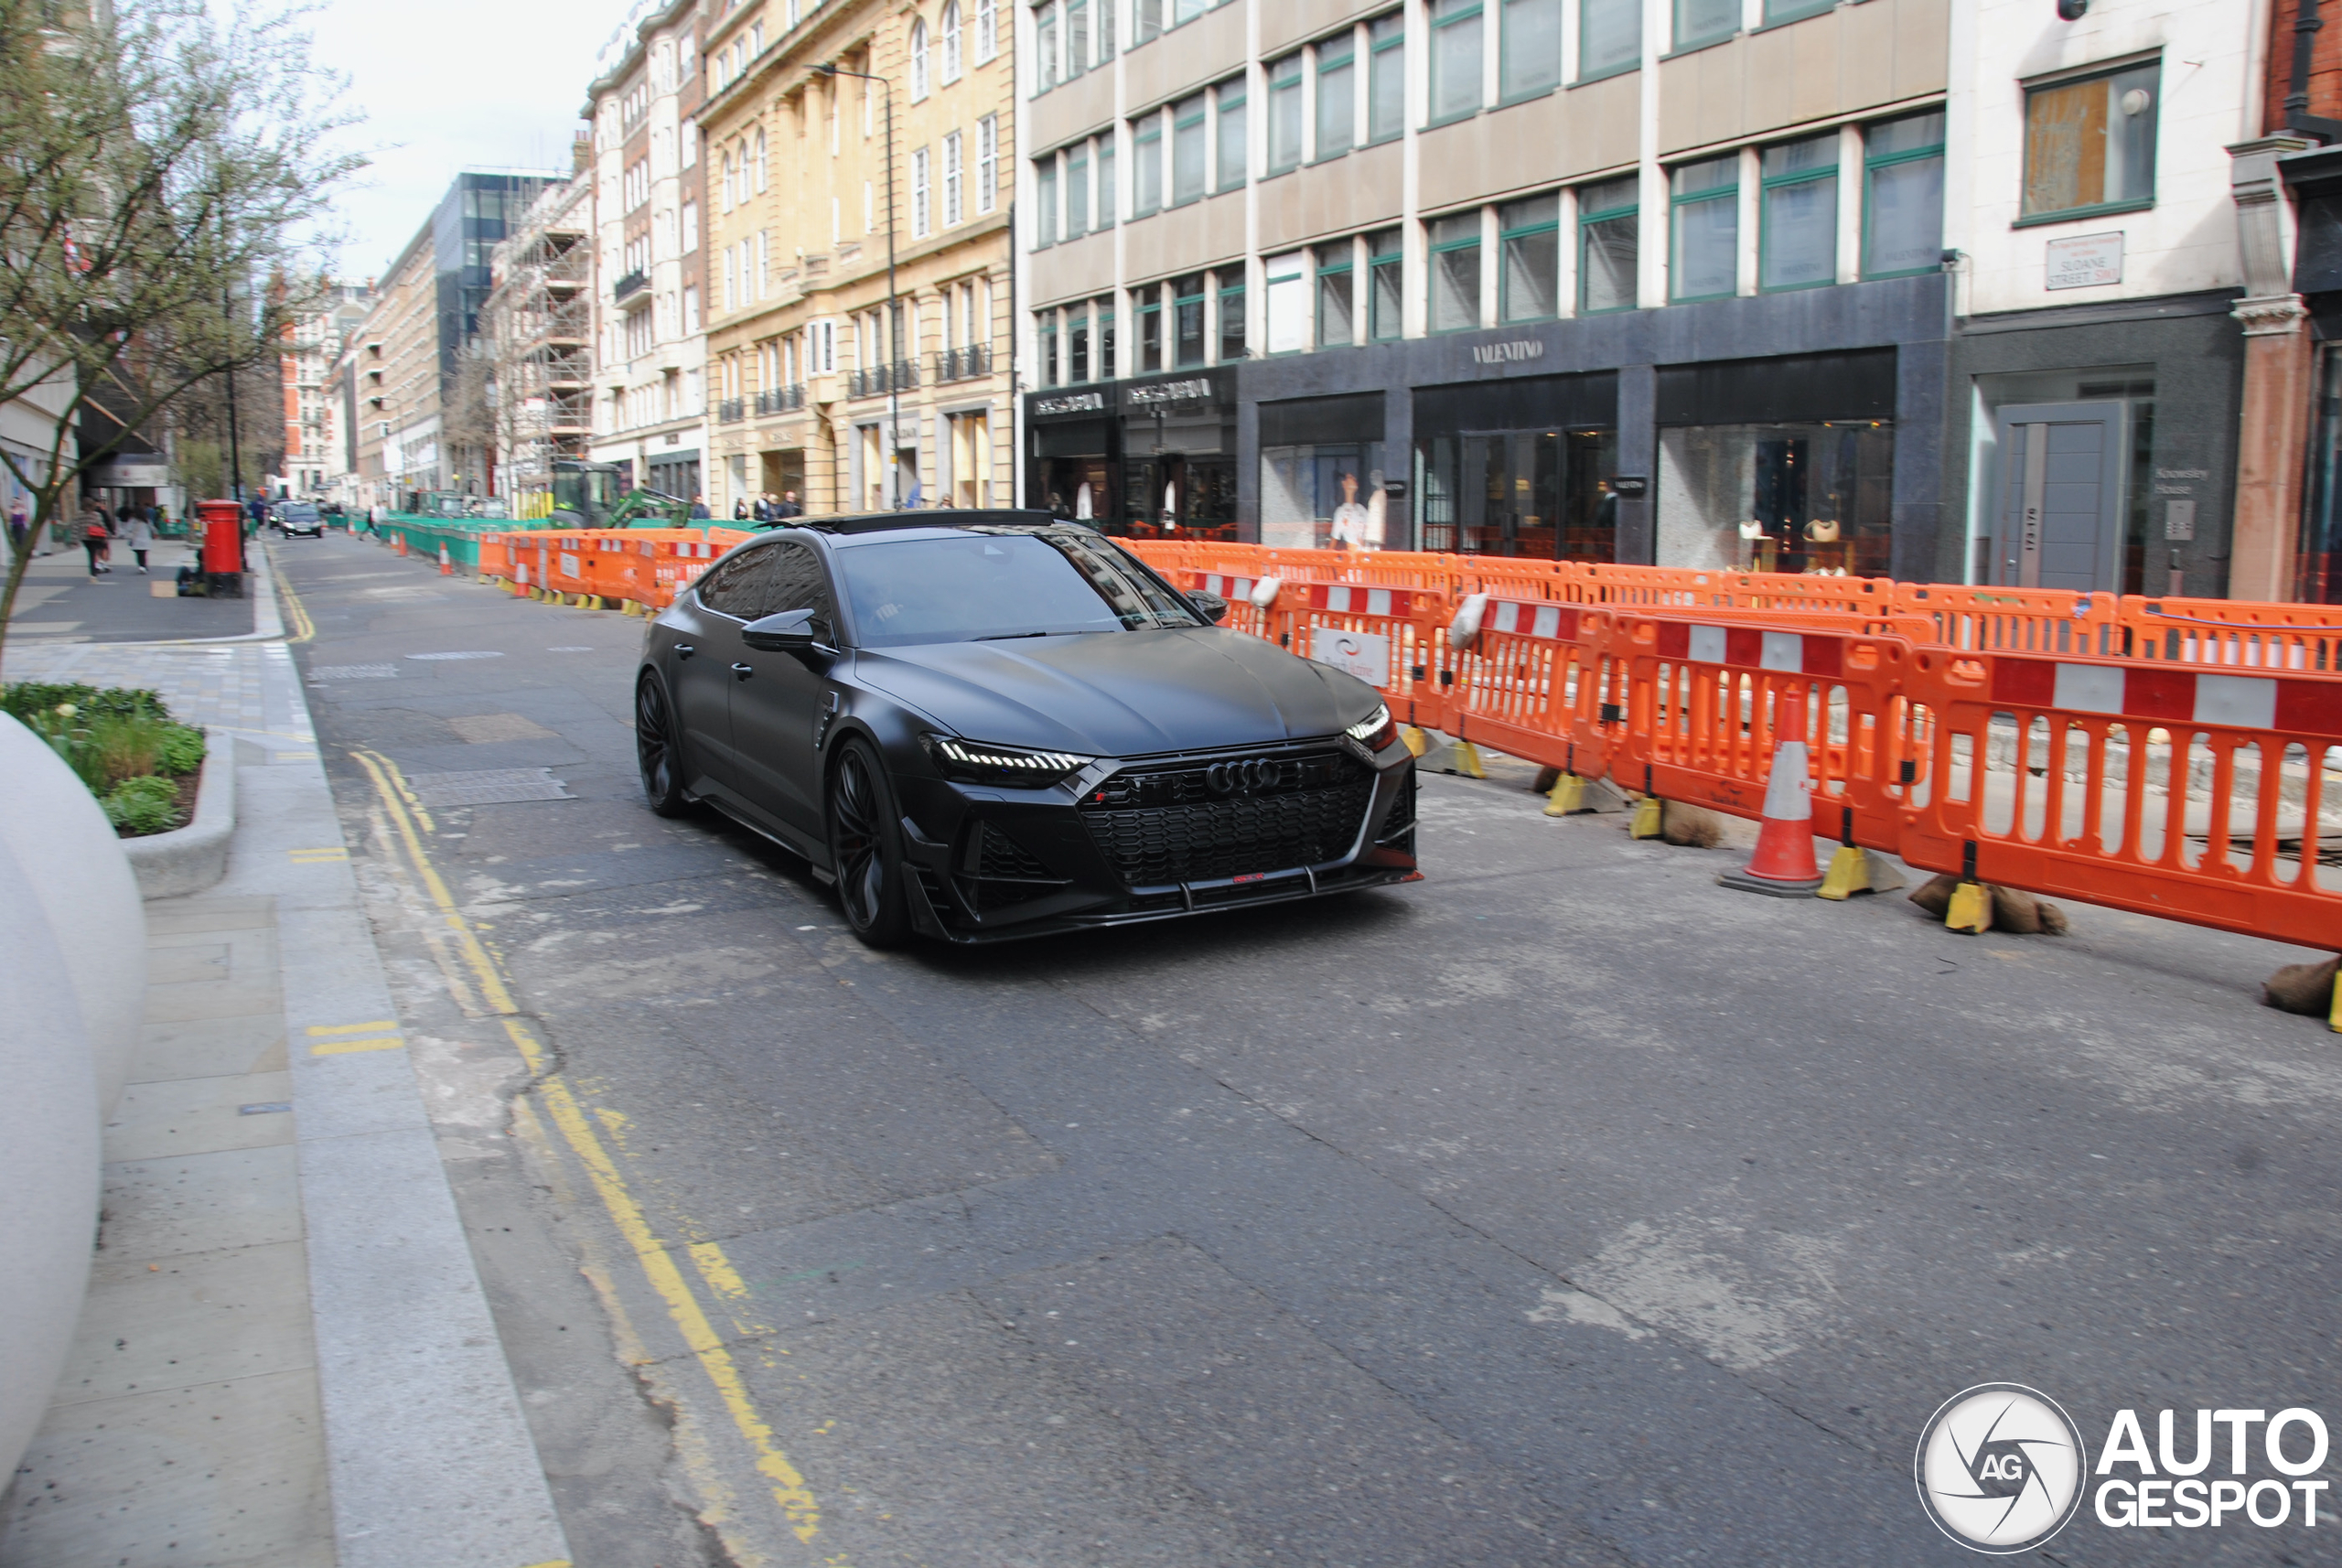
[1915,1383,2088,1553]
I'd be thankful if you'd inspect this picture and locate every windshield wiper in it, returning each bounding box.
[973,630,1056,640]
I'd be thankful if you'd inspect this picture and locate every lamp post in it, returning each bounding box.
[817,59,902,509]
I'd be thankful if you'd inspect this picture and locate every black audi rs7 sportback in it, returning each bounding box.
[634,510,1420,946]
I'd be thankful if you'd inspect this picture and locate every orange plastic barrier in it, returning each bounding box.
[1445,596,1617,780]
[1269,583,1456,734]
[1897,646,2342,950]
[1606,608,1924,855]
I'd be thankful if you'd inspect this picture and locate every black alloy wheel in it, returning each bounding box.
[827,737,911,947]
[635,672,692,817]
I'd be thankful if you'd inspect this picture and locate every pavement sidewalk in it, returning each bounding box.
[0,544,573,1568]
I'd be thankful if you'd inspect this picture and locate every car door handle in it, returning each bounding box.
[672,642,695,659]
[731,661,754,681]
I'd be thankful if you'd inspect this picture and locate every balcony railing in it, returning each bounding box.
[717,397,746,424]
[753,384,806,416]
[613,268,648,304]
[847,361,920,399]
[933,344,994,383]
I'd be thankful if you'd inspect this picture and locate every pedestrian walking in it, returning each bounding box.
[78,504,111,578]
[123,508,155,573]
[771,491,802,521]
[689,492,711,520]
[732,497,750,521]
[6,496,27,557]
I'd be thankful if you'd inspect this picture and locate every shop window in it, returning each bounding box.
[1500,0,1562,102]
[1219,273,1247,360]
[1430,0,1483,124]
[1759,134,1836,291]
[1418,429,1617,557]
[1579,177,1638,313]
[1066,143,1090,237]
[1317,32,1356,158]
[1216,79,1247,191]
[1174,273,1207,366]
[1864,110,1944,277]
[1172,93,1208,206]
[1657,421,1894,575]
[1037,156,1059,245]
[1133,112,1163,214]
[1268,54,1305,174]
[1499,194,1561,322]
[1265,254,1309,352]
[1069,314,1090,381]
[1316,242,1356,348]
[1263,441,1388,548]
[1674,0,1735,51]
[1368,14,1406,144]
[1670,155,1737,302]
[1579,0,1640,81]
[1428,212,1481,332]
[1138,297,1164,371]
[2303,355,2342,602]
[2022,62,2158,221]
[1369,228,1405,339]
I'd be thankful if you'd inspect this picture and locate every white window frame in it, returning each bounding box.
[977,113,999,212]
[943,130,965,225]
[975,0,999,62]
[912,145,933,238]
[909,18,930,102]
[941,0,964,81]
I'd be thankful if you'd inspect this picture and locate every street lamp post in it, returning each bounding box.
[817,59,902,510]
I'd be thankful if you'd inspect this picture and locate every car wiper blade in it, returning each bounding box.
[973,630,1057,640]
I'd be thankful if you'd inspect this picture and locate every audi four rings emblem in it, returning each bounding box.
[1207,759,1286,794]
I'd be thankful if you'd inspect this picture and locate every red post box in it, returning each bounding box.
[198,499,243,576]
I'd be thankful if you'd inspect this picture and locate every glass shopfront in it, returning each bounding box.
[1655,351,1897,576]
[1119,371,1237,539]
[1029,389,1115,526]
[1412,372,1617,557]
[1259,393,1387,549]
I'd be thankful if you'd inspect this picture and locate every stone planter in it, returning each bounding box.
[122,725,236,899]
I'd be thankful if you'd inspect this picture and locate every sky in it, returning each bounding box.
[303,0,642,282]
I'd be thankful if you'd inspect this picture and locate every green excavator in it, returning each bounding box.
[549,458,693,529]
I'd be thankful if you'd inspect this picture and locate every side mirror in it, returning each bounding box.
[741,607,819,650]
[1189,590,1230,624]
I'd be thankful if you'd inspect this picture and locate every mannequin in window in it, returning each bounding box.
[1329,470,1375,551]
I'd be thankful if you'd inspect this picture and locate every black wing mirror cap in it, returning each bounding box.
[741,608,819,650]
[1189,590,1230,624]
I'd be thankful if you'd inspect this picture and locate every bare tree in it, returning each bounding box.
[0,0,362,672]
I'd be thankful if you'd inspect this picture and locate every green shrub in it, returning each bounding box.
[102,773,184,835]
[2,682,171,725]
[157,723,206,775]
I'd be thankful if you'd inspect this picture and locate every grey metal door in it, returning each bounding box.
[1989,402,2124,592]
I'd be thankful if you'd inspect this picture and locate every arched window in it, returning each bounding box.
[940,1,962,83]
[720,149,735,211]
[753,127,767,192]
[908,17,930,101]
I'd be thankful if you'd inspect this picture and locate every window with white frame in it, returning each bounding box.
[1098,129,1116,225]
[1037,154,1059,244]
[681,199,698,252]
[1068,0,1090,79]
[910,18,929,101]
[1317,30,1356,158]
[1215,77,1246,191]
[1171,92,1207,205]
[913,145,933,237]
[975,0,998,61]
[1068,140,1090,234]
[753,127,767,190]
[1579,0,1640,81]
[977,113,999,210]
[941,0,963,81]
[1036,3,1058,93]
[1430,0,1482,123]
[1268,53,1303,174]
[1133,109,1163,213]
[944,130,965,225]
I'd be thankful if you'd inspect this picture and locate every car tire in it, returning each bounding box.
[635,671,693,818]
[827,737,911,949]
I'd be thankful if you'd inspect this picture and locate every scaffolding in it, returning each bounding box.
[481,162,596,513]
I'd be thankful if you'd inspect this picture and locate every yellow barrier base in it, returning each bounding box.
[1945,880,1993,934]
[1628,796,1663,840]
[1543,774,1586,817]
[1442,739,1486,779]
[1402,725,1429,758]
[2331,966,2341,1034]
[1819,845,1869,901]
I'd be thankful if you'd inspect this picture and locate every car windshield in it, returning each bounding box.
[835,529,1200,648]
[282,505,317,519]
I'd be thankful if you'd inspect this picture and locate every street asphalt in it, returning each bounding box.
[279,532,2342,1568]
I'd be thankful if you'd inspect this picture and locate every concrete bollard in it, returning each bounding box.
[0,835,102,1482]
[0,714,145,1112]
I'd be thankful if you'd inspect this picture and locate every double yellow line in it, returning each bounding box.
[346,747,822,1546]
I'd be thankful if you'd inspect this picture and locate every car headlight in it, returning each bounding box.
[1345,703,1397,753]
[920,733,1094,788]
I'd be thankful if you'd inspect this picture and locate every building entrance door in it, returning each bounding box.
[1989,402,2123,591]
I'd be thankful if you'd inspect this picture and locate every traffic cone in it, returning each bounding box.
[438,543,452,575]
[1717,687,1822,898]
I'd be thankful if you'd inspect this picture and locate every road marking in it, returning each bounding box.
[288,846,349,862]
[348,746,823,1546]
[309,1036,403,1056]
[307,1020,399,1035]
[277,563,317,643]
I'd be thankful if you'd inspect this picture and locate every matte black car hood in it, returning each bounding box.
[854,627,1371,756]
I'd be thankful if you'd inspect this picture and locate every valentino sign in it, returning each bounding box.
[1471,339,1547,366]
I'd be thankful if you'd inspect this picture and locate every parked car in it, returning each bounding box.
[635,512,1419,947]
[274,502,324,538]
